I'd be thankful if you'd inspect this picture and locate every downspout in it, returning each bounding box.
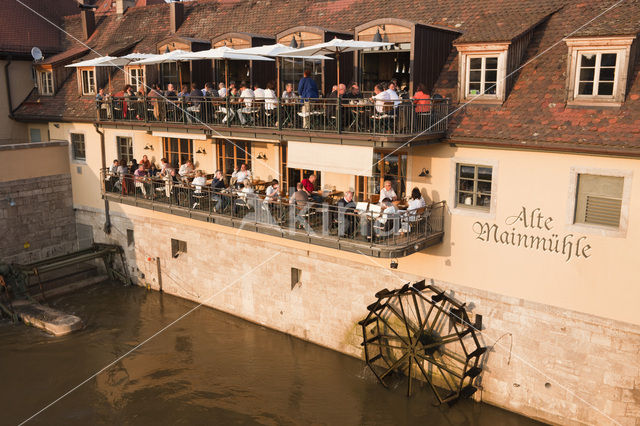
[4,56,14,119]
[94,123,111,235]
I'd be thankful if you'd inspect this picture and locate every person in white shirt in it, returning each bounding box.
[179,160,194,178]
[191,170,206,208]
[385,81,401,107]
[237,84,255,125]
[253,84,265,100]
[264,179,280,202]
[218,82,227,98]
[372,84,390,114]
[232,163,252,187]
[263,82,277,111]
[379,180,397,202]
[407,187,426,211]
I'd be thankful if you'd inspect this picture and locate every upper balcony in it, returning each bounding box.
[95,96,449,145]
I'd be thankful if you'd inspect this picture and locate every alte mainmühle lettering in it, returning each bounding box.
[472,207,592,262]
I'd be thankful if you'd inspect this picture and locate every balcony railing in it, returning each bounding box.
[101,170,445,257]
[96,96,449,137]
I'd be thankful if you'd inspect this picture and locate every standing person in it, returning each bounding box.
[298,69,319,129]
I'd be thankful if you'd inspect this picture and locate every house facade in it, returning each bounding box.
[12,0,640,424]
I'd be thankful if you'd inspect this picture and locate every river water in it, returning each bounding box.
[1,282,540,425]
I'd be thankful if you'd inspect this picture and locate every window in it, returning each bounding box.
[117,136,134,164]
[81,69,96,95]
[37,70,53,95]
[171,238,187,258]
[280,58,322,94]
[467,56,498,96]
[574,174,623,228]
[127,67,145,89]
[575,52,617,97]
[291,267,301,289]
[456,164,492,209]
[71,133,86,161]
[564,37,634,105]
[127,229,135,247]
[217,140,251,182]
[163,137,193,169]
[356,150,407,201]
[29,128,42,142]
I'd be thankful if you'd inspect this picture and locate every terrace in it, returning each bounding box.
[101,170,445,258]
[96,96,449,142]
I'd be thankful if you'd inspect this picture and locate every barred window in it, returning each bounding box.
[456,164,492,210]
[71,133,86,161]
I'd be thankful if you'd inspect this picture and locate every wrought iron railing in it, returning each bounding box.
[101,169,445,257]
[96,96,449,136]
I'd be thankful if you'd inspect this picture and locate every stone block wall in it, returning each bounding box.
[0,174,78,264]
[77,207,640,426]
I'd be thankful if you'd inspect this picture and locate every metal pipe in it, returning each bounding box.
[94,123,111,234]
[4,56,14,119]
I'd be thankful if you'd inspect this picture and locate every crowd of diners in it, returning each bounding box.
[96,68,439,127]
[105,155,430,240]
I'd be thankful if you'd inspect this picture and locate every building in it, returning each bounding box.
[10,0,640,424]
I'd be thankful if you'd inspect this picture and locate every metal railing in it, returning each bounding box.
[96,96,449,136]
[101,169,445,257]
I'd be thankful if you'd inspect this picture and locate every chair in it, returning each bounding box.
[370,194,380,204]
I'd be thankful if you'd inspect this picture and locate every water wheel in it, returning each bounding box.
[359,280,486,405]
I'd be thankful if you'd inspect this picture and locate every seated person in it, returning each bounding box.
[237,84,255,125]
[159,157,171,176]
[369,198,401,239]
[210,170,227,212]
[290,182,308,205]
[235,179,256,215]
[140,154,152,170]
[253,84,265,100]
[281,83,297,103]
[379,180,397,202]
[264,82,277,111]
[264,179,280,202]
[408,187,426,211]
[385,81,401,108]
[167,168,182,203]
[218,82,227,98]
[106,159,119,191]
[343,83,363,100]
[413,83,431,113]
[191,170,207,208]
[178,159,194,179]
[301,174,322,203]
[133,164,150,197]
[232,163,252,187]
[371,84,390,115]
[336,190,357,237]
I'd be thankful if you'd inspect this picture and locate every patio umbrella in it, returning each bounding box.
[279,38,392,88]
[176,47,274,89]
[130,50,192,88]
[234,43,331,95]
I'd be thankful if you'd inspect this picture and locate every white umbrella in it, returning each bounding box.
[280,38,393,87]
[175,47,274,89]
[234,43,332,94]
[66,54,156,92]
[130,50,192,88]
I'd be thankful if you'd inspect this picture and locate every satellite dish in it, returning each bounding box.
[31,47,43,61]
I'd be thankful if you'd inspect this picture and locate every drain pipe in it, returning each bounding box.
[4,56,14,120]
[94,123,111,234]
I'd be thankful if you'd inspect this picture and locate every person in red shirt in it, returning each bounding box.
[300,174,323,203]
[413,83,431,113]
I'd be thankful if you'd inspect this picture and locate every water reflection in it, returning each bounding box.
[0,282,539,425]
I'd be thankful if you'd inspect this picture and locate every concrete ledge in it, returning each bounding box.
[13,300,83,336]
[0,140,68,151]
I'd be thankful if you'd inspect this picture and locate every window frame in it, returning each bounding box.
[566,167,632,238]
[80,68,96,96]
[564,36,634,106]
[465,55,499,98]
[37,70,54,95]
[116,136,134,164]
[356,149,408,202]
[455,163,493,211]
[70,133,86,162]
[456,43,509,103]
[573,50,620,99]
[217,140,251,182]
[127,66,145,90]
[163,137,193,169]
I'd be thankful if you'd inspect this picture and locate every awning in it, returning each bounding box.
[287,141,373,176]
[151,131,207,140]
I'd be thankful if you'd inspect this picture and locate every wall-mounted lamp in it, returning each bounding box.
[196,147,207,154]
[53,123,60,128]
[256,152,267,160]
[289,35,298,49]
[4,197,16,207]
[164,46,171,54]
[372,29,382,43]
[390,258,398,269]
[144,144,153,151]
[418,168,430,177]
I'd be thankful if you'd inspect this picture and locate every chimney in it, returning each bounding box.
[81,10,96,40]
[116,0,136,15]
[170,1,184,34]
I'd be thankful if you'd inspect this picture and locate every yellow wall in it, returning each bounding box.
[0,142,69,182]
[59,122,640,325]
[0,59,33,142]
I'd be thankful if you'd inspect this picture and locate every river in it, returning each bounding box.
[1,282,540,425]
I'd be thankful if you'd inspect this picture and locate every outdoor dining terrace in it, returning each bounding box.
[95,96,449,137]
[101,169,445,258]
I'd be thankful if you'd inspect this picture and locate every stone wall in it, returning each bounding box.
[0,174,78,264]
[77,207,640,426]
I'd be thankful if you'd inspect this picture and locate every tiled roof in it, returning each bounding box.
[12,0,640,155]
[41,45,89,65]
[0,0,80,55]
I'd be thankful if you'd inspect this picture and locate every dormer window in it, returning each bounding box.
[80,68,96,95]
[565,36,635,106]
[455,43,509,103]
[37,70,54,95]
[127,66,145,90]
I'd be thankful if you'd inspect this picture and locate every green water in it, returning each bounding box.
[0,282,541,425]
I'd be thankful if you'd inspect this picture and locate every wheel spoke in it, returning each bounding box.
[380,351,410,380]
[414,352,463,380]
[373,311,410,345]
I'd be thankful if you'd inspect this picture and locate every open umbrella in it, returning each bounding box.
[176,46,274,89]
[130,50,192,88]
[234,43,331,95]
[279,38,392,88]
